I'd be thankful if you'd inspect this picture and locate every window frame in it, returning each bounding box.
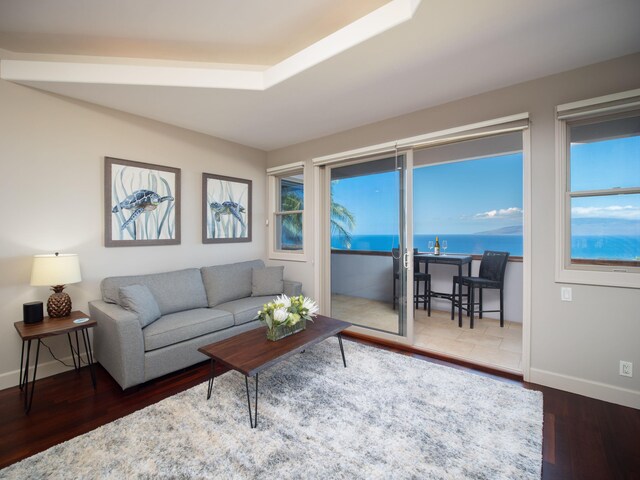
[327,138,525,257]
[267,162,307,261]
[555,89,640,288]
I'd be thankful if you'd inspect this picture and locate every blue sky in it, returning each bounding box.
[331,153,523,235]
[571,136,639,191]
[413,154,523,234]
[570,136,640,232]
[331,135,639,237]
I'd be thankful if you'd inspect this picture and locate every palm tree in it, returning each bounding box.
[280,191,355,248]
[280,194,303,249]
[330,200,355,248]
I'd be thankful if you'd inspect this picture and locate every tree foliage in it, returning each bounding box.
[281,192,355,248]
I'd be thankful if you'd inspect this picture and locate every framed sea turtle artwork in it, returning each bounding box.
[202,173,252,243]
[105,157,181,247]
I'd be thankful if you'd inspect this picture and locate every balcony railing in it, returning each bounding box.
[331,249,523,262]
[330,250,523,322]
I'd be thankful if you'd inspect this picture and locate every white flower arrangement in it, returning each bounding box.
[256,294,319,333]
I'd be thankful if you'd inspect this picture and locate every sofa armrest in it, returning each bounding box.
[283,280,302,297]
[89,300,145,390]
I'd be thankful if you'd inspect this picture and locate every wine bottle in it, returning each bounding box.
[434,236,440,255]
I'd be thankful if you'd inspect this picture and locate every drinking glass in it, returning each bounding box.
[428,241,434,253]
[442,240,448,255]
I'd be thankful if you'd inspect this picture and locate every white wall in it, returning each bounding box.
[331,254,391,302]
[0,79,267,389]
[267,53,640,408]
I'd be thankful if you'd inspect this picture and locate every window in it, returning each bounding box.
[267,163,306,260]
[276,173,304,251]
[330,132,524,257]
[412,152,523,256]
[556,90,640,287]
[330,157,398,251]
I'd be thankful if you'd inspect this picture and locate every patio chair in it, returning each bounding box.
[451,250,509,328]
[392,248,431,313]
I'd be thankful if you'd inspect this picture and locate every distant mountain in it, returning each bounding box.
[475,219,638,235]
[474,225,523,235]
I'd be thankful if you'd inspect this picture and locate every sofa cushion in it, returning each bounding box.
[283,280,303,297]
[142,308,234,352]
[216,296,275,326]
[251,266,284,297]
[201,260,265,307]
[118,284,161,328]
[102,268,208,316]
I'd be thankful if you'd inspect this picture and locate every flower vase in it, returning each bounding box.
[267,319,307,341]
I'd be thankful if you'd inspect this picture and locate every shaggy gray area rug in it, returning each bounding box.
[1,338,542,479]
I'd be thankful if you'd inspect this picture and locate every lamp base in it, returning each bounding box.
[47,286,72,318]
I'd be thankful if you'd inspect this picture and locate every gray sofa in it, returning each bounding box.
[89,260,302,389]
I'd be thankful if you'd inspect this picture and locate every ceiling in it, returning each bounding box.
[1,0,639,151]
[0,0,389,64]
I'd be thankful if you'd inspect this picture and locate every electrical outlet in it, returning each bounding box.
[560,287,572,301]
[620,361,633,377]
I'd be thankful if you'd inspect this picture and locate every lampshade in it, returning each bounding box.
[30,253,82,286]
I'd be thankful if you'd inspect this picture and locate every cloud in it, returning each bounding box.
[474,207,522,219]
[571,205,640,220]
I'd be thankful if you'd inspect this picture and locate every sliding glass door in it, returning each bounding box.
[328,153,413,339]
[315,117,529,373]
[411,132,524,372]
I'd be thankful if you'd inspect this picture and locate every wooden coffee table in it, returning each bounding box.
[198,315,350,428]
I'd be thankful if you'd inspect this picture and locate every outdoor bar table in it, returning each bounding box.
[415,253,472,327]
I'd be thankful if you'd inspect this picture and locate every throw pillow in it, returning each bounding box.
[119,284,162,328]
[252,266,284,297]
[201,260,264,307]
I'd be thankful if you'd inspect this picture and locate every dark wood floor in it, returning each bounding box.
[1,338,638,479]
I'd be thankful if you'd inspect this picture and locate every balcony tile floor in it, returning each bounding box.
[331,294,523,373]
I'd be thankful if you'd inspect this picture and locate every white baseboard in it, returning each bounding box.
[0,356,75,391]
[529,368,640,409]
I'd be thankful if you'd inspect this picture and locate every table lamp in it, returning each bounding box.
[30,253,82,318]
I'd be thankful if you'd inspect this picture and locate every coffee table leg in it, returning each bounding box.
[338,333,347,368]
[245,374,259,429]
[207,359,215,400]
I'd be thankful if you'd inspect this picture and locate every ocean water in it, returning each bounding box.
[332,234,523,256]
[570,235,640,261]
[331,234,640,260]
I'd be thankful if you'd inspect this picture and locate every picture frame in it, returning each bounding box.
[105,157,181,247]
[202,173,252,244]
